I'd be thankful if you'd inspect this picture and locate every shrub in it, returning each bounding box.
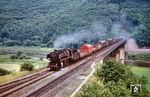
[19,55,26,59]
[40,57,43,60]
[105,80,132,97]
[19,54,30,59]
[16,51,23,57]
[21,62,34,71]
[10,52,29,60]
[80,80,113,97]
[10,55,18,59]
[95,59,131,83]
[0,68,11,76]
[95,60,150,97]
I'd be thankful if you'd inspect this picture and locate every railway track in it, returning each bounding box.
[27,40,126,97]
[27,58,93,97]
[0,70,53,97]
[0,40,126,97]
[27,42,116,96]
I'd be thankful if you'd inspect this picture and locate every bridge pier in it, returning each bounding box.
[103,43,126,64]
[96,40,126,64]
[115,53,120,62]
[119,46,125,64]
[99,59,104,64]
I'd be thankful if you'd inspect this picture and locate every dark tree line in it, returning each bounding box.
[0,0,149,47]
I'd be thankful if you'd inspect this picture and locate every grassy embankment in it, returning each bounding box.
[75,61,150,97]
[0,46,53,84]
[128,53,150,91]
[0,55,48,70]
[0,55,47,84]
[131,66,150,91]
[128,53,150,61]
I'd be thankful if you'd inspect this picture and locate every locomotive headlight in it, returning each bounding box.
[48,59,51,62]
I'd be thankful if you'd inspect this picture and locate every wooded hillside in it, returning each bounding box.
[0,0,149,47]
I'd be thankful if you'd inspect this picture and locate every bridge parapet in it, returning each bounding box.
[100,39,126,64]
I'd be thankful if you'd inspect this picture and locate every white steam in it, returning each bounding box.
[111,22,131,38]
[53,16,133,48]
[53,24,108,48]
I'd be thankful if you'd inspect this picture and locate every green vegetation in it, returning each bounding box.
[0,46,51,53]
[21,62,34,71]
[0,69,44,84]
[95,60,131,83]
[0,0,149,47]
[0,51,48,84]
[0,71,30,84]
[131,66,150,91]
[78,60,150,97]
[0,47,50,84]
[0,46,52,57]
[80,77,113,97]
[128,53,150,61]
[0,64,20,72]
[0,55,47,71]
[0,68,11,76]
[10,51,30,59]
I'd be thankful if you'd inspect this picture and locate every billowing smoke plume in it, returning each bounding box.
[53,14,135,48]
[53,24,108,48]
[111,22,131,38]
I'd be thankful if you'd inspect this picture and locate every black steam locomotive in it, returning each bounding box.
[47,48,80,70]
[47,38,122,70]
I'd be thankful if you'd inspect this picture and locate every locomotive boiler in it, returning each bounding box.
[47,48,80,70]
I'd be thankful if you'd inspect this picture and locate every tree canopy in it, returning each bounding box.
[0,0,149,47]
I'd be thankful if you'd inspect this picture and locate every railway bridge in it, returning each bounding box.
[0,39,127,97]
[70,38,127,97]
[97,38,126,64]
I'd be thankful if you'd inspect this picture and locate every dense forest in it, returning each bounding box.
[0,0,150,48]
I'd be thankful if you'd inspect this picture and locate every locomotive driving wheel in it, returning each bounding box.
[62,59,70,67]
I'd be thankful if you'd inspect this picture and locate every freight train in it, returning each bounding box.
[47,38,122,70]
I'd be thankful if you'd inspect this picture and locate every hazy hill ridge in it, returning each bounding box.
[0,0,150,48]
